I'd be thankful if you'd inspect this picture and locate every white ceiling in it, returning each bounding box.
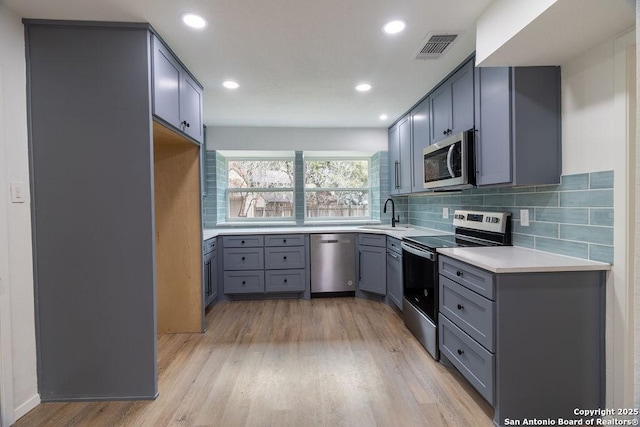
[5,0,495,127]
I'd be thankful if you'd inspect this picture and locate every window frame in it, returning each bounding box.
[303,156,371,221]
[225,156,296,222]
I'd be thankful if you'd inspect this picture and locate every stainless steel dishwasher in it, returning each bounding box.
[310,233,356,295]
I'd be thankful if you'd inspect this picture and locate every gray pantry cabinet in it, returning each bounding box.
[474,66,561,186]
[388,115,412,195]
[152,36,204,143]
[356,234,387,295]
[438,256,604,426]
[429,59,475,144]
[25,20,205,401]
[385,237,403,311]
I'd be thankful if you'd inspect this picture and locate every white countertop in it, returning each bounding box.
[437,246,611,273]
[203,224,450,241]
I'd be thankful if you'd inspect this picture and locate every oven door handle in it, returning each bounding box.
[446,144,456,178]
[401,242,434,260]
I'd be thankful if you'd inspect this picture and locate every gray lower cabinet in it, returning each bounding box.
[151,35,203,143]
[386,237,403,310]
[203,238,217,307]
[438,256,605,426]
[474,66,560,187]
[357,234,386,295]
[222,234,309,297]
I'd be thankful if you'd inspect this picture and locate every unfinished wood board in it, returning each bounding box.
[153,124,203,333]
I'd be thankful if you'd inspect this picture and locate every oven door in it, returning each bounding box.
[401,242,438,324]
[423,130,474,190]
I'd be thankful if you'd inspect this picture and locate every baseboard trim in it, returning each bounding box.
[41,392,158,403]
[14,393,40,421]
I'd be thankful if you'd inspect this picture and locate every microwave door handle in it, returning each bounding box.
[446,144,456,178]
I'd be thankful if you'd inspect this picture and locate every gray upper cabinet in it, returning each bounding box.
[430,59,474,144]
[410,98,430,193]
[474,66,561,187]
[389,115,412,195]
[152,35,204,144]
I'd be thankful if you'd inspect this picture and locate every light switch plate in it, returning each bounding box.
[10,181,26,203]
[520,209,530,226]
[442,207,449,219]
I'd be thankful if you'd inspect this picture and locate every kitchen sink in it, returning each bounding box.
[359,225,414,231]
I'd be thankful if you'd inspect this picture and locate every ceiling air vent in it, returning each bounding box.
[415,31,463,60]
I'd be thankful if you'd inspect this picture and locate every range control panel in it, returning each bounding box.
[452,210,511,233]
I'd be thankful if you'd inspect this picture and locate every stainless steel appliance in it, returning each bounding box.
[402,210,511,359]
[423,129,475,190]
[310,233,356,295]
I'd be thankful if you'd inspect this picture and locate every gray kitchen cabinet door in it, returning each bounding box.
[398,115,412,195]
[386,249,402,310]
[358,245,386,295]
[180,73,204,143]
[429,83,451,144]
[474,66,512,186]
[152,36,181,128]
[204,250,217,307]
[411,98,430,193]
[450,59,474,134]
[388,124,400,195]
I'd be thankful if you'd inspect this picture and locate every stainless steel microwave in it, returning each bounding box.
[423,130,475,190]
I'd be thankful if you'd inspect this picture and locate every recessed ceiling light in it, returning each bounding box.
[379,114,388,120]
[383,20,406,35]
[181,13,207,29]
[222,80,240,89]
[355,83,372,92]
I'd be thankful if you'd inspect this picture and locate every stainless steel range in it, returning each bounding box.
[401,210,512,359]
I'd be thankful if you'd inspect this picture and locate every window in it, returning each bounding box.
[304,159,370,219]
[227,159,294,220]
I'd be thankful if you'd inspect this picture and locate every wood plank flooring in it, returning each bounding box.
[15,298,494,426]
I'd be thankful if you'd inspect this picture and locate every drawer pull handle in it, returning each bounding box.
[456,271,462,277]
[284,279,288,283]
[242,281,246,285]
[241,257,245,261]
[457,304,464,310]
[283,256,287,260]
[283,239,287,243]
[457,349,464,355]
[241,240,245,244]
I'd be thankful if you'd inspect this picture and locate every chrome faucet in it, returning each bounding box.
[383,198,400,227]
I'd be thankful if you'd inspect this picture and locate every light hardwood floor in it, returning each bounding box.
[16,298,494,426]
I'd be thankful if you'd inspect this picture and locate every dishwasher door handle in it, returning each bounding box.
[319,239,339,244]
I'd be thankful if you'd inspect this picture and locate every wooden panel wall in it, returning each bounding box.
[153,122,203,333]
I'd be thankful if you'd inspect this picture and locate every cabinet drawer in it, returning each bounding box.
[387,236,402,254]
[264,234,305,247]
[223,271,265,294]
[439,256,495,300]
[440,275,494,352]
[439,314,495,405]
[357,233,386,247]
[223,248,264,270]
[203,238,216,254]
[265,246,306,270]
[265,269,306,293]
[222,235,264,248]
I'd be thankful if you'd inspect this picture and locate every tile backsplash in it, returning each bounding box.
[405,171,614,264]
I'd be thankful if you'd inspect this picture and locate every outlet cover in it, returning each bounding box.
[442,207,449,219]
[520,209,530,226]
[10,181,26,203]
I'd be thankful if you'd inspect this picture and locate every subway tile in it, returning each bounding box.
[514,221,558,238]
[460,195,484,206]
[560,190,613,207]
[589,171,614,189]
[484,194,515,207]
[512,233,535,249]
[535,208,589,224]
[560,224,613,245]
[498,186,535,194]
[590,208,614,226]
[468,187,499,195]
[535,237,589,259]
[559,173,589,191]
[515,192,559,207]
[589,244,614,264]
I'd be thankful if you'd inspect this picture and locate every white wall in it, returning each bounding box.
[0,5,39,425]
[561,30,636,408]
[635,0,640,409]
[207,126,387,152]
